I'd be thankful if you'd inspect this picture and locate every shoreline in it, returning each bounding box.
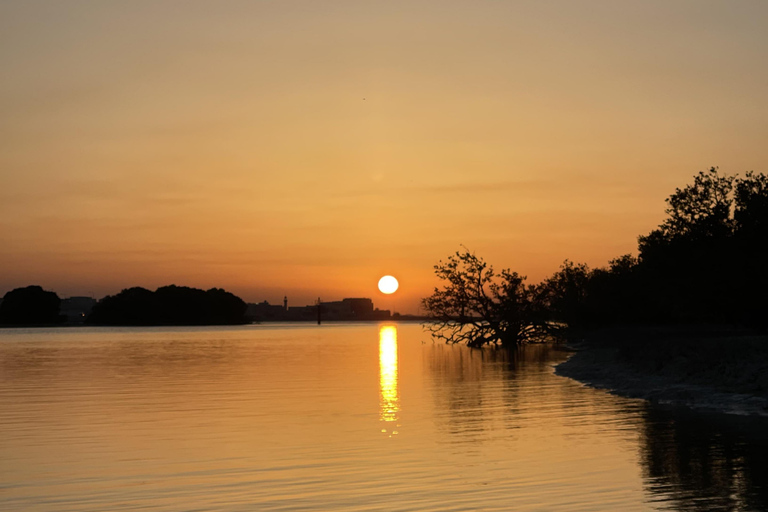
[0,318,427,329]
[554,327,768,417]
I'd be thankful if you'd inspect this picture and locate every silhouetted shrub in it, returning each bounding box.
[0,286,62,325]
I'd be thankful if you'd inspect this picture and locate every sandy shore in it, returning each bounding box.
[554,327,768,416]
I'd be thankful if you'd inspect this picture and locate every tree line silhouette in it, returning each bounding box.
[424,168,768,346]
[87,285,247,326]
[0,285,247,326]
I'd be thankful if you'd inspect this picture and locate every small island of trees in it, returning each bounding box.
[0,285,248,327]
[87,285,248,326]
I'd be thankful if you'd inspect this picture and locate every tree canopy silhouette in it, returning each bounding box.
[424,167,768,343]
[636,168,768,327]
[422,249,549,347]
[87,285,248,326]
[0,286,62,326]
[542,168,768,331]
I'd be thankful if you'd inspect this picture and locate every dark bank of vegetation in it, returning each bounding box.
[423,168,768,347]
[87,285,248,326]
[0,285,63,326]
[423,167,768,412]
[0,285,248,327]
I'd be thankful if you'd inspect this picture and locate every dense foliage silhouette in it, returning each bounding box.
[0,286,62,326]
[539,169,768,333]
[424,168,768,345]
[87,285,247,326]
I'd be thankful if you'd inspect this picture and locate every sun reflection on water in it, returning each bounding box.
[378,325,399,428]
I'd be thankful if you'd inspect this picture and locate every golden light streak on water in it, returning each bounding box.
[378,325,399,427]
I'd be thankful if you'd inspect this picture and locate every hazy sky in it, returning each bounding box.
[2,1,767,313]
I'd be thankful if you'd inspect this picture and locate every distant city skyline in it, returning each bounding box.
[0,286,406,326]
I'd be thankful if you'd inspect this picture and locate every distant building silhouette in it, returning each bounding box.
[246,297,391,322]
[246,300,289,321]
[60,296,96,324]
[320,298,390,320]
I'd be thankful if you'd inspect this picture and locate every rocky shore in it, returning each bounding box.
[555,327,768,416]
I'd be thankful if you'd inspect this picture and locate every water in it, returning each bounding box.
[1,323,767,511]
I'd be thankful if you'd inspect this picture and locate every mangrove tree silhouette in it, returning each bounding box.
[422,249,550,347]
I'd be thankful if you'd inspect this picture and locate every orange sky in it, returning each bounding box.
[2,1,767,313]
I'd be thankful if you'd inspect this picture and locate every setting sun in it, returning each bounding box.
[378,276,399,294]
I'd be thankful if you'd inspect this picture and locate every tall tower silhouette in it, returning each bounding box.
[283,296,288,311]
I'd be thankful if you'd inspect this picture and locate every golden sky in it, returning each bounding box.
[1,1,767,313]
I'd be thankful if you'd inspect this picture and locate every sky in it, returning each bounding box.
[1,1,767,314]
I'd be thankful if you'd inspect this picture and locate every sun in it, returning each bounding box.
[378,275,399,294]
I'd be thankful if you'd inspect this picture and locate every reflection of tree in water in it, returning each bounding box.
[638,406,768,511]
[426,344,569,441]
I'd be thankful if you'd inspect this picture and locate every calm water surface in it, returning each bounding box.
[1,323,767,511]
